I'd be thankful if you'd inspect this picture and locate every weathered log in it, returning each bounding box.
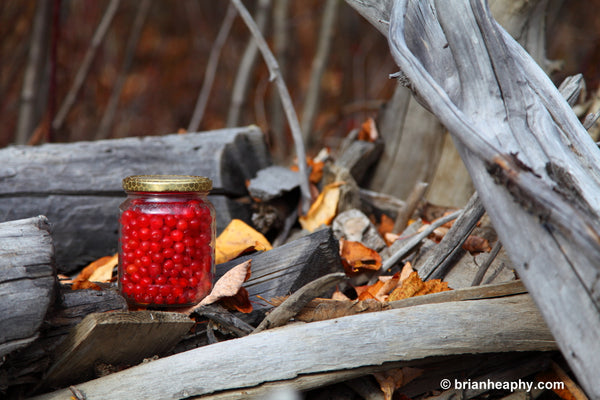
[0,287,127,393]
[31,294,555,400]
[0,127,269,272]
[0,216,55,359]
[41,311,194,389]
[346,0,600,397]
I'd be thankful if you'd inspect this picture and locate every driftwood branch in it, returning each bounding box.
[32,294,555,400]
[346,0,600,397]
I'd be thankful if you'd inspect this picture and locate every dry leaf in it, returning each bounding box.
[375,272,401,302]
[307,157,325,184]
[190,260,252,313]
[357,117,379,142]
[462,235,491,253]
[378,214,396,245]
[373,367,424,400]
[220,287,253,313]
[299,181,343,232]
[215,219,272,264]
[339,239,382,275]
[388,271,452,301]
[72,253,118,290]
[269,297,389,322]
[399,261,414,282]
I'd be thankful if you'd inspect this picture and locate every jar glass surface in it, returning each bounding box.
[118,180,215,308]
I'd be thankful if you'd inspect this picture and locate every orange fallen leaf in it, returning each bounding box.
[72,253,118,290]
[357,117,379,142]
[388,271,451,301]
[215,219,272,264]
[307,157,325,184]
[339,239,382,275]
[299,181,343,232]
[375,272,401,302]
[377,214,396,245]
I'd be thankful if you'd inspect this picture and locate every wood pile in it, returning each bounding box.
[1,1,597,399]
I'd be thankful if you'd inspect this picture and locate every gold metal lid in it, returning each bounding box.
[122,175,212,192]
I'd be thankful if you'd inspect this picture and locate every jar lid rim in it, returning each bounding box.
[122,175,212,192]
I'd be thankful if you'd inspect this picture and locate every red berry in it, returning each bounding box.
[150,229,163,241]
[173,242,185,254]
[150,216,164,230]
[170,229,184,242]
[155,275,167,285]
[159,285,171,297]
[165,215,177,227]
[138,215,150,227]
[139,228,151,241]
[163,248,175,259]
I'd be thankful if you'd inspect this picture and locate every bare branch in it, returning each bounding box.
[96,0,151,140]
[230,0,311,213]
[300,0,339,146]
[52,0,120,133]
[187,3,237,132]
[226,0,271,129]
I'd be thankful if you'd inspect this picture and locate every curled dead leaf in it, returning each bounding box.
[215,219,272,264]
[357,117,379,142]
[187,260,253,314]
[72,253,118,290]
[339,239,382,275]
[299,181,344,232]
[388,271,451,302]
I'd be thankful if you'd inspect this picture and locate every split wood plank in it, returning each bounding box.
[0,127,269,272]
[32,294,555,400]
[41,311,194,389]
[0,216,55,358]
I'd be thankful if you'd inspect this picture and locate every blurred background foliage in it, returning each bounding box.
[1,0,599,160]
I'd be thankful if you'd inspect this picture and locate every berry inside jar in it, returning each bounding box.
[118,176,215,308]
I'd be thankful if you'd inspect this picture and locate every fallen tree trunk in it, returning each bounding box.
[32,294,555,400]
[0,126,270,272]
[0,216,55,359]
[346,0,600,397]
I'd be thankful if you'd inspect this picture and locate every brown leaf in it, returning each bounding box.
[339,239,382,275]
[307,156,325,184]
[269,297,390,322]
[72,254,118,290]
[388,271,452,302]
[299,182,343,232]
[462,235,491,253]
[373,367,424,400]
[357,117,379,142]
[220,287,253,313]
[189,260,252,313]
[215,219,272,264]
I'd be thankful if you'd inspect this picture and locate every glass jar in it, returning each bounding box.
[118,175,215,308]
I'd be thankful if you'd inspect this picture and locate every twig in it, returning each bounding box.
[252,272,346,333]
[230,0,311,214]
[226,0,271,128]
[300,0,339,146]
[188,3,237,132]
[471,240,502,286]
[369,209,462,285]
[418,192,485,280]
[96,0,151,140]
[393,181,428,233]
[191,303,254,337]
[47,0,61,143]
[269,0,291,162]
[52,0,120,133]
[15,0,51,144]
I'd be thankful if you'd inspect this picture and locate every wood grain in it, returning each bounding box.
[32,294,555,400]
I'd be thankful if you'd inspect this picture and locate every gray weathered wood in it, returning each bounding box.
[0,216,55,359]
[32,294,555,400]
[346,0,600,397]
[0,127,269,272]
[0,287,127,393]
[216,228,344,322]
[42,311,194,389]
